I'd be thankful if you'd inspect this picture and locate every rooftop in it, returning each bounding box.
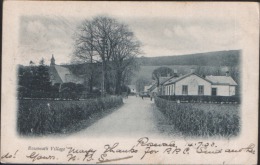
[205,75,238,85]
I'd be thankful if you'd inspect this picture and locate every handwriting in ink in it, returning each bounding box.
[26,152,55,162]
[1,150,18,159]
[66,147,96,162]
[136,137,176,147]
[225,143,255,154]
[97,155,133,164]
[141,147,159,160]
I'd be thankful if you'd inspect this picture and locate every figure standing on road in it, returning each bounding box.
[150,93,153,101]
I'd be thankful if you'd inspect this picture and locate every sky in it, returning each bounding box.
[18,3,241,65]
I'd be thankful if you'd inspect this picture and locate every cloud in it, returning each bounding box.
[127,17,240,56]
[18,16,240,65]
[19,16,79,64]
[163,28,173,37]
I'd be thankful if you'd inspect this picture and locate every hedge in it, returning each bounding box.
[159,95,241,104]
[17,96,123,135]
[155,96,240,137]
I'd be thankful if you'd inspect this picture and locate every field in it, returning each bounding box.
[154,96,240,137]
[17,96,123,136]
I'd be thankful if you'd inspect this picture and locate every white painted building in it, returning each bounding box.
[161,73,237,96]
[205,75,237,96]
[144,85,152,92]
[127,85,136,94]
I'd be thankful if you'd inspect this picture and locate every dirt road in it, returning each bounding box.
[71,96,180,138]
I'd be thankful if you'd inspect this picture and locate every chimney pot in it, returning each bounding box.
[226,71,229,76]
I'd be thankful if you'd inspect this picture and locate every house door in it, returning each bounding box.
[211,88,217,96]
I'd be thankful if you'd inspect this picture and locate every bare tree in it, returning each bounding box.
[73,21,98,93]
[111,27,141,94]
[73,16,141,94]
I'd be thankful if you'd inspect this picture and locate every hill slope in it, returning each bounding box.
[138,50,241,66]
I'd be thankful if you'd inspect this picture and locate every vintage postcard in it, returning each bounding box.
[1,1,259,164]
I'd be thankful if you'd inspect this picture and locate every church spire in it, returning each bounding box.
[50,54,55,66]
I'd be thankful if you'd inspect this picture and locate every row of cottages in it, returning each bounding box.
[159,71,237,96]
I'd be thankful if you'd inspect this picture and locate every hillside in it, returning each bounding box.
[137,50,241,66]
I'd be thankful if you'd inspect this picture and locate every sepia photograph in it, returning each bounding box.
[1,1,258,164]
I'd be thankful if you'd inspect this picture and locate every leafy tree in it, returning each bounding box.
[152,67,173,87]
[34,59,51,92]
[121,85,131,94]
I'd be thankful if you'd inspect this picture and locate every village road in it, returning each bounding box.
[70,96,179,138]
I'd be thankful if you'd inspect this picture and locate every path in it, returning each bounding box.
[70,96,180,138]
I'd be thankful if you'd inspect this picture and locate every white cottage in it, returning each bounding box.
[205,75,237,96]
[162,73,237,96]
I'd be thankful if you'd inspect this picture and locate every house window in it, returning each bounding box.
[182,85,188,95]
[198,85,204,95]
[169,86,171,95]
[212,88,217,96]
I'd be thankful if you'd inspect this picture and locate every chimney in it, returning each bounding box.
[167,73,170,77]
[190,68,195,73]
[173,69,178,77]
[225,71,229,77]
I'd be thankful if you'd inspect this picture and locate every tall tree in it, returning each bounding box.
[73,22,98,93]
[74,16,141,94]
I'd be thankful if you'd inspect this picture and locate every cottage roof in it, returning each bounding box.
[144,85,152,91]
[54,65,72,83]
[148,83,157,92]
[159,77,171,85]
[205,76,238,86]
[164,73,211,85]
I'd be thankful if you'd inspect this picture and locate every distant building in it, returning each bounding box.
[49,55,84,85]
[144,85,152,92]
[127,85,136,94]
[160,71,237,96]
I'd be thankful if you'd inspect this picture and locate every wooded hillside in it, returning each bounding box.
[138,50,241,66]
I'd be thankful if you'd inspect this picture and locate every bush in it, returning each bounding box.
[155,96,240,137]
[17,96,123,135]
[60,82,86,100]
[159,95,241,104]
[18,83,87,100]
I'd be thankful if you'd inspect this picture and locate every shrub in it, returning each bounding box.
[17,96,123,135]
[155,96,240,137]
[159,95,241,104]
